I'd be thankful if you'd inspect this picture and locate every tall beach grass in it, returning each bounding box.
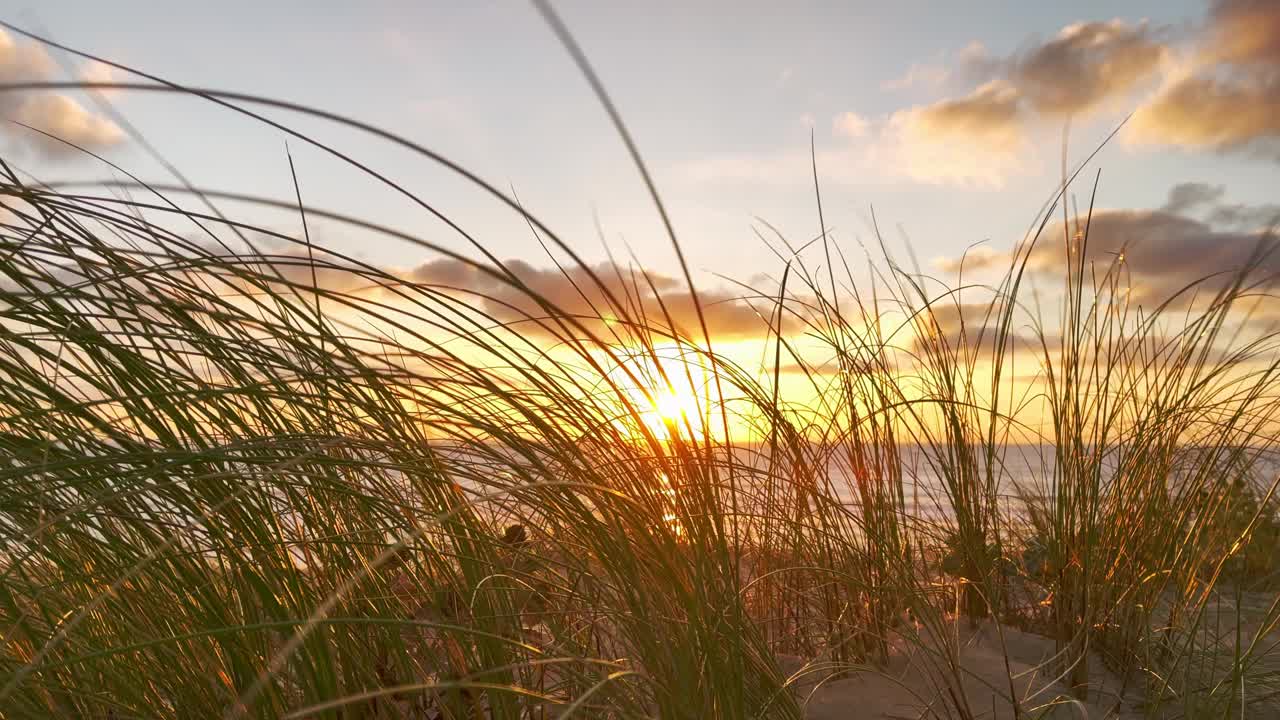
[2,19,1280,719]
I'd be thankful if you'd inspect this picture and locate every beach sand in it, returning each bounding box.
[786,589,1280,719]
[784,619,1131,719]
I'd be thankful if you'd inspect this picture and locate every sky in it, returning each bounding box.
[2,0,1279,342]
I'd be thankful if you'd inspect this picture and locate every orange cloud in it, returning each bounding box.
[408,257,785,342]
[1130,0,1280,156]
[1201,0,1280,66]
[874,19,1167,187]
[1131,75,1280,156]
[13,95,124,157]
[885,81,1026,187]
[0,29,123,158]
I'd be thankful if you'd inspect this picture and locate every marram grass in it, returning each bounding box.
[3,30,1280,720]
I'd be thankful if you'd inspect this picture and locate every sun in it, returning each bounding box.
[607,344,710,442]
[650,381,699,427]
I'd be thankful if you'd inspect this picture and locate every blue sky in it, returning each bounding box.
[3,0,1278,304]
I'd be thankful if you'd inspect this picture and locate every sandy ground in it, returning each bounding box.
[376,568,1278,718]
[783,620,1134,719]
[786,591,1280,719]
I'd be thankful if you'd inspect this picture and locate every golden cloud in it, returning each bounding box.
[13,95,124,157]
[885,81,1026,187]
[0,29,123,158]
[1130,0,1280,156]
[873,19,1167,186]
[408,257,786,341]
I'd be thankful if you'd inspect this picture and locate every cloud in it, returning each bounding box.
[677,95,1026,189]
[685,18,1168,190]
[0,28,123,158]
[185,245,786,342]
[1201,0,1280,66]
[832,111,869,139]
[923,301,1000,336]
[881,62,950,92]
[1009,20,1169,116]
[1162,181,1227,214]
[677,81,1027,189]
[909,299,1042,354]
[882,18,1166,134]
[861,19,1167,187]
[917,199,1280,349]
[13,95,124,157]
[0,29,54,110]
[258,251,389,295]
[884,81,1027,187]
[776,357,895,377]
[891,81,1023,143]
[79,60,121,96]
[1130,74,1280,156]
[1208,202,1280,230]
[1163,181,1280,229]
[882,41,998,92]
[934,245,1008,274]
[928,185,1280,308]
[1027,206,1279,304]
[1129,0,1280,156]
[408,257,783,341]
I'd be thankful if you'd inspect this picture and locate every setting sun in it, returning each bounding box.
[607,344,712,442]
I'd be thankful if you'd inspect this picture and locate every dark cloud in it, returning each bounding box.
[1131,0,1280,156]
[1030,209,1279,304]
[1162,182,1227,214]
[924,302,1000,336]
[907,300,1045,355]
[177,238,785,343]
[1163,182,1280,229]
[1009,20,1169,116]
[1208,202,1280,230]
[409,257,781,341]
[930,186,1280,311]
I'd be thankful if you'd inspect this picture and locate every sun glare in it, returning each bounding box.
[608,344,711,442]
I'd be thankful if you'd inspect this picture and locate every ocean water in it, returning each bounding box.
[434,440,1280,529]
[813,444,1280,525]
